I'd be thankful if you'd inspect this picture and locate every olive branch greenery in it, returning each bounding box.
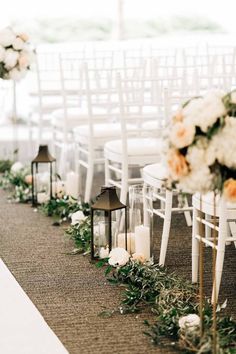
[0,163,32,203]
[39,196,90,225]
[100,261,236,353]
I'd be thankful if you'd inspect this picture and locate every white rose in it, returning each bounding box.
[11,161,24,173]
[178,166,214,194]
[186,137,212,169]
[183,91,226,133]
[179,314,200,329]
[12,37,24,50]
[8,67,27,81]
[207,116,236,169]
[170,121,195,149]
[230,91,236,104]
[0,45,5,61]
[108,247,130,267]
[71,210,86,225]
[4,48,19,69]
[0,27,15,47]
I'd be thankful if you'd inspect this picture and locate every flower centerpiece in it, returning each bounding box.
[0,27,34,81]
[166,90,236,200]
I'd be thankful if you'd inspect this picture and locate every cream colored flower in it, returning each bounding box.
[170,122,195,149]
[172,110,184,123]
[71,210,86,225]
[4,49,19,69]
[183,91,226,133]
[8,68,27,81]
[11,161,24,173]
[0,45,5,61]
[230,91,236,104]
[167,149,189,180]
[18,52,30,69]
[179,314,200,329]
[108,247,130,267]
[12,37,24,50]
[0,27,15,47]
[17,32,29,42]
[223,179,236,202]
[178,166,214,194]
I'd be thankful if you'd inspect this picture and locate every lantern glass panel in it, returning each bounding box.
[93,210,119,258]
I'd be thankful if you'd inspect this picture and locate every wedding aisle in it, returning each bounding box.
[1,188,236,353]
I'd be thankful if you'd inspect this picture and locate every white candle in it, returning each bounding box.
[99,246,109,259]
[66,171,79,199]
[134,225,150,260]
[37,192,50,204]
[94,223,107,246]
[117,232,135,254]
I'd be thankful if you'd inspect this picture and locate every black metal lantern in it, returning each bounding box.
[31,145,56,206]
[91,186,127,259]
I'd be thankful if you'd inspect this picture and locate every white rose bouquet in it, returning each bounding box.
[166,90,236,201]
[0,27,34,81]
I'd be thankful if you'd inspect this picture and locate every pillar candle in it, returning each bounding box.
[66,171,79,199]
[99,246,109,259]
[117,232,135,254]
[37,192,50,204]
[134,225,150,260]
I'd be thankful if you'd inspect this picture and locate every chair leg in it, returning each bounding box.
[105,156,110,186]
[84,157,94,203]
[120,165,128,205]
[192,207,199,283]
[184,196,192,227]
[211,199,227,303]
[205,213,211,247]
[159,189,172,266]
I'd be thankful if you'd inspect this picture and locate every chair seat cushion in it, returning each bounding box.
[193,192,236,209]
[105,138,163,156]
[73,123,136,139]
[143,163,167,180]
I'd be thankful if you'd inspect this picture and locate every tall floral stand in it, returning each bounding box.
[12,80,18,161]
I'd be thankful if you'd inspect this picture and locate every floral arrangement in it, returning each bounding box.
[100,260,236,353]
[0,161,32,202]
[166,90,236,200]
[0,27,34,80]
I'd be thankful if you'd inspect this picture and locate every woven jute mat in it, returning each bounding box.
[0,189,235,354]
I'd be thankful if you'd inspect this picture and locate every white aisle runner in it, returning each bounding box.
[0,259,69,354]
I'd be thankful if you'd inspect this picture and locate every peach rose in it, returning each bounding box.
[223,178,236,202]
[172,111,184,123]
[131,253,146,264]
[170,121,195,149]
[17,33,29,42]
[25,174,33,185]
[167,149,189,180]
[18,53,30,69]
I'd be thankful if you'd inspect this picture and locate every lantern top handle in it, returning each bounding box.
[32,145,56,163]
[91,185,126,211]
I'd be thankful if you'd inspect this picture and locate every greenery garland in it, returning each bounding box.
[1,167,236,352]
[39,196,90,225]
[65,218,236,353]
